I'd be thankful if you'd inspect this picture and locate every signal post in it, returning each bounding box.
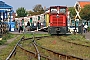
[74,2,81,34]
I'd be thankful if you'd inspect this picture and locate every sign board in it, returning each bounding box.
[74,2,81,19]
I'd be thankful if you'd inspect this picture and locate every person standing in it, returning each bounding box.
[27,21,30,31]
[37,21,40,31]
[84,24,88,33]
[19,20,23,33]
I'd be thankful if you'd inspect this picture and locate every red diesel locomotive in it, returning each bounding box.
[47,6,68,34]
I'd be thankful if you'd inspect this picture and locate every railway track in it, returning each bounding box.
[53,36,90,48]
[6,34,87,60]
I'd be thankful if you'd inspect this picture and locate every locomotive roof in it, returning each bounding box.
[50,6,67,8]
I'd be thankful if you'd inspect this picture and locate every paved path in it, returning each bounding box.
[9,31,48,34]
[0,35,20,51]
[83,32,90,40]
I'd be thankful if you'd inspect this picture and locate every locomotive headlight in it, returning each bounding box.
[56,15,59,18]
[57,15,59,16]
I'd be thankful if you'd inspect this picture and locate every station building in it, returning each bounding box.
[0,1,14,22]
[0,1,15,31]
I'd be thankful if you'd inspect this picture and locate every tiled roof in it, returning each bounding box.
[0,1,12,9]
[78,1,90,8]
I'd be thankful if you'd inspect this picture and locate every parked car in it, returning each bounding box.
[68,26,78,33]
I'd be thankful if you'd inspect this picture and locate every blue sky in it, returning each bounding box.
[1,0,90,12]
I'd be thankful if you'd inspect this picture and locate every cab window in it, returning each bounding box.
[50,8,57,13]
[60,8,66,14]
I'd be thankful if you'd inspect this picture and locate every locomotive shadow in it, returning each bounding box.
[50,33,72,36]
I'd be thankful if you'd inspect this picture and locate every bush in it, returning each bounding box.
[0,40,7,45]
[87,27,90,32]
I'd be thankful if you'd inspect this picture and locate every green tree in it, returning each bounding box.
[27,4,45,16]
[68,7,76,19]
[33,4,45,15]
[80,5,90,21]
[27,10,34,16]
[16,7,27,17]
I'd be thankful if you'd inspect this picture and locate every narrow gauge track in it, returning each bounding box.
[56,36,90,48]
[6,35,87,60]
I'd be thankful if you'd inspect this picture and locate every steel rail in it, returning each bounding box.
[17,44,36,57]
[32,32,41,60]
[17,40,53,60]
[6,35,88,60]
[35,43,87,60]
[6,36,24,60]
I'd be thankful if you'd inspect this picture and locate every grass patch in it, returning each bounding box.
[37,34,90,59]
[0,33,15,45]
[60,34,90,46]
[0,35,23,60]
